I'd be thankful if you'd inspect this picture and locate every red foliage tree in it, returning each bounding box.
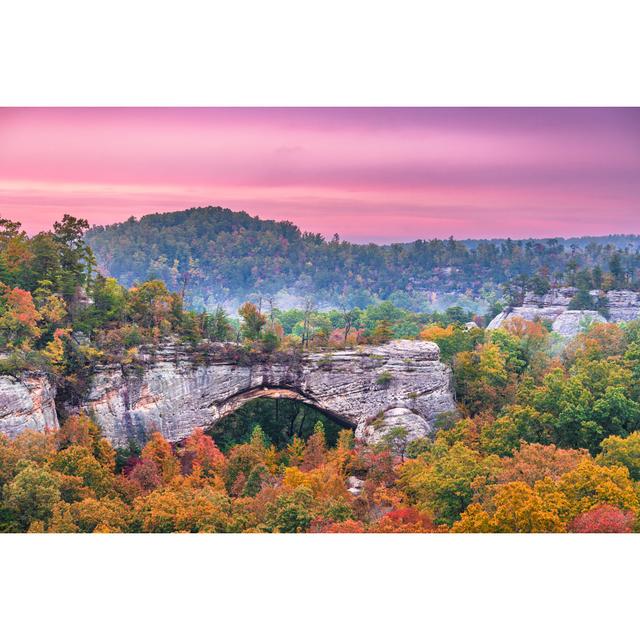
[180,428,225,477]
[369,507,440,533]
[128,458,163,494]
[569,504,635,533]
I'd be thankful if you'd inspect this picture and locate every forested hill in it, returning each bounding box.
[85,206,640,312]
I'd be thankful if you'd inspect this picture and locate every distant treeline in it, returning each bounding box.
[85,207,640,310]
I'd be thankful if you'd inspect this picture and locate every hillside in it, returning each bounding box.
[85,206,640,313]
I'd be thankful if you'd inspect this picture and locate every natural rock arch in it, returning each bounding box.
[77,339,455,447]
[0,340,456,446]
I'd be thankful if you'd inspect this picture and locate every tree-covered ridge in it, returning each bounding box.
[85,206,640,311]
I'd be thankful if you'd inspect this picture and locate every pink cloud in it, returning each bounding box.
[0,108,638,241]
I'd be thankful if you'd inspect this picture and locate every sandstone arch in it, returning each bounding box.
[0,340,456,446]
[78,339,456,447]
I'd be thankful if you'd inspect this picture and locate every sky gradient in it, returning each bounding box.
[1,107,639,242]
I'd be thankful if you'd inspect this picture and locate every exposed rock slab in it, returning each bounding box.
[551,310,606,337]
[0,373,59,437]
[605,290,640,322]
[488,288,640,338]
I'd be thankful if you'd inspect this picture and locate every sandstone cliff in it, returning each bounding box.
[0,339,456,447]
[488,288,640,337]
[0,372,59,437]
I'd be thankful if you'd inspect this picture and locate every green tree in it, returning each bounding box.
[376,426,411,461]
[529,273,551,296]
[52,214,95,298]
[202,306,233,341]
[264,486,314,532]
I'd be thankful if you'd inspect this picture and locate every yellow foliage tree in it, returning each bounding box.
[557,458,640,520]
[140,431,179,483]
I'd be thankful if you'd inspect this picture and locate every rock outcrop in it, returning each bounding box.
[0,340,456,447]
[488,288,640,338]
[605,290,640,323]
[0,372,59,437]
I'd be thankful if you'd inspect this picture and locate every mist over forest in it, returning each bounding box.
[85,206,640,315]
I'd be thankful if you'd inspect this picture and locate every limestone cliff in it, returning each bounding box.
[488,288,640,338]
[0,339,456,446]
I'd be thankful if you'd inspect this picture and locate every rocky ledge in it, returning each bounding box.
[0,339,456,447]
[488,288,640,338]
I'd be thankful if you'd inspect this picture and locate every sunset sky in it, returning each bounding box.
[0,107,638,242]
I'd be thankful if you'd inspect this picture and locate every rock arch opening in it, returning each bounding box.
[207,386,355,450]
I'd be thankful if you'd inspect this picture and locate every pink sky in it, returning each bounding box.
[0,108,638,242]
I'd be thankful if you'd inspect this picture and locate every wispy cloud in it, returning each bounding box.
[0,108,638,241]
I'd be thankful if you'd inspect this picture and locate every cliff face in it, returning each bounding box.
[488,288,640,338]
[78,339,455,446]
[0,340,456,447]
[0,373,59,437]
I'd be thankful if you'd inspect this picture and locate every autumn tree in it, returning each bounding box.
[0,285,41,347]
[56,414,115,470]
[495,443,587,486]
[369,507,440,533]
[420,323,482,362]
[3,463,61,530]
[225,438,266,496]
[128,459,163,494]
[453,480,567,533]
[301,422,327,471]
[399,441,495,526]
[569,504,635,533]
[238,301,266,341]
[133,478,232,533]
[180,428,225,477]
[49,445,114,499]
[371,319,394,344]
[140,431,179,483]
[284,436,306,468]
[126,280,177,331]
[49,496,131,533]
[557,459,640,520]
[596,431,640,481]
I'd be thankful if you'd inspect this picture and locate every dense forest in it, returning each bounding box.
[85,206,640,312]
[1,213,640,533]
